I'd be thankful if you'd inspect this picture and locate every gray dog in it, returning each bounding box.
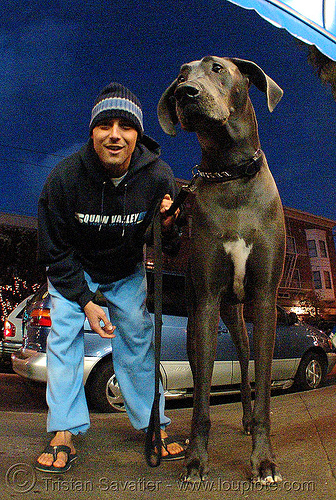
[158,56,285,484]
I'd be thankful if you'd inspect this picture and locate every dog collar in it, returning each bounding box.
[194,149,263,182]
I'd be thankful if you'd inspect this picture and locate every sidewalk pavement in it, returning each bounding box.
[1,385,336,500]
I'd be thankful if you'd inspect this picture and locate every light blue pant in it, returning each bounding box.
[46,262,170,434]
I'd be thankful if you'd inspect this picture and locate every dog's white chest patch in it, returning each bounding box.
[223,238,253,300]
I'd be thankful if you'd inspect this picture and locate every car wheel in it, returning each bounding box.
[85,359,125,413]
[295,351,326,391]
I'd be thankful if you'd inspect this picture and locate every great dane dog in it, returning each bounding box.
[157,56,285,483]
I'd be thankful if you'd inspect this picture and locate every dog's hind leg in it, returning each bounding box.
[220,303,252,434]
[186,269,198,379]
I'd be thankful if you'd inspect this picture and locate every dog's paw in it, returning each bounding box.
[180,458,209,484]
[179,469,209,484]
[252,473,282,485]
[251,460,282,485]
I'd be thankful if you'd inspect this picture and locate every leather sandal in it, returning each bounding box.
[160,436,186,461]
[35,444,78,473]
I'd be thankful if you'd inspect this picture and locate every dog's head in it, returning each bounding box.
[157,56,283,136]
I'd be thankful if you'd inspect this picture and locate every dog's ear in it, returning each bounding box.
[157,80,179,136]
[230,58,283,112]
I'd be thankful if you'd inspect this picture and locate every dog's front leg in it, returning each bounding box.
[184,296,220,482]
[250,293,282,484]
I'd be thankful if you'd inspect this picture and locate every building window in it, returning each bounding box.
[286,235,296,254]
[319,240,328,258]
[324,270,332,289]
[292,268,301,288]
[307,240,317,257]
[312,271,322,289]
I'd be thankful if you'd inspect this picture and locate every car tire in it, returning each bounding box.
[85,359,126,413]
[295,351,327,391]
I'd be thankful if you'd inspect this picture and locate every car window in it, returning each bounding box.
[239,302,287,325]
[276,306,288,325]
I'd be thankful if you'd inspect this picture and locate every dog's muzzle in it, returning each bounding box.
[175,84,200,104]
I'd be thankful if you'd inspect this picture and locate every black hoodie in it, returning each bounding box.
[38,136,179,308]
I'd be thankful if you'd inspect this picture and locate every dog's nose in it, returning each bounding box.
[175,84,200,101]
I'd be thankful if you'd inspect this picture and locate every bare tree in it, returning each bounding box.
[308,46,336,101]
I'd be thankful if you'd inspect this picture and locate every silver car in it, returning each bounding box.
[12,275,336,412]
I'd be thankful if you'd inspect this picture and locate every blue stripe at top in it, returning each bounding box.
[90,97,143,128]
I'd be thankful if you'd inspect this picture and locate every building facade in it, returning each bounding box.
[279,207,336,320]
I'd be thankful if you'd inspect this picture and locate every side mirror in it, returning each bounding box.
[288,312,298,326]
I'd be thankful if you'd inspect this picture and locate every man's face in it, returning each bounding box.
[91,118,138,177]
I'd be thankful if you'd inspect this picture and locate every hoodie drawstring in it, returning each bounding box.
[99,180,128,236]
[122,183,128,237]
[99,181,106,231]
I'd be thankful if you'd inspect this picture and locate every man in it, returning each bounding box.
[36,83,184,473]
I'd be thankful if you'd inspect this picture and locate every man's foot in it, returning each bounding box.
[160,430,185,461]
[36,431,76,471]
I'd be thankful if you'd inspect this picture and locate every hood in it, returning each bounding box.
[80,135,162,185]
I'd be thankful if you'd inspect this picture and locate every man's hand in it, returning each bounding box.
[160,194,180,232]
[84,301,116,338]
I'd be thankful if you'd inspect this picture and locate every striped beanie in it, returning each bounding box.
[89,83,144,135]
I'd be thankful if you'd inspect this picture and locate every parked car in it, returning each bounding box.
[12,273,336,412]
[0,295,32,363]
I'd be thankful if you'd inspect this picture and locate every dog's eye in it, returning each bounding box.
[212,63,224,73]
[177,74,186,84]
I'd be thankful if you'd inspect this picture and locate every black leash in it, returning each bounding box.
[145,183,192,467]
[145,205,163,466]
